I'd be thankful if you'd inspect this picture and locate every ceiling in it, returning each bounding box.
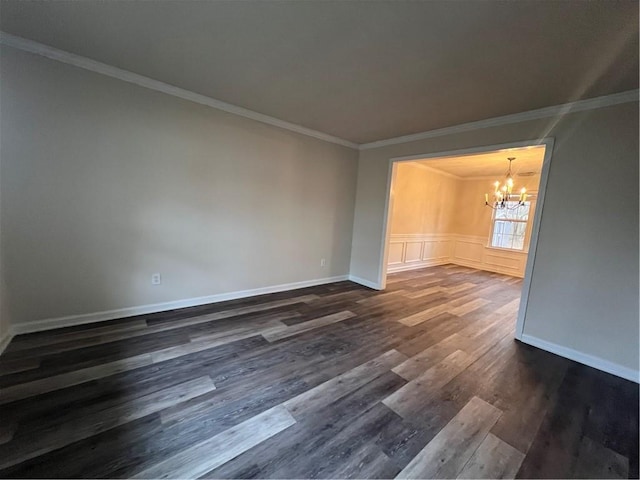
[1,1,638,144]
[413,145,545,178]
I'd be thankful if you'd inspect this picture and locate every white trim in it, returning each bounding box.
[377,158,397,290]
[2,32,636,152]
[0,32,358,150]
[520,334,639,384]
[0,332,12,355]
[487,201,531,253]
[348,274,382,290]
[360,90,639,150]
[484,245,528,255]
[515,140,554,339]
[391,140,549,165]
[387,259,449,273]
[9,275,349,336]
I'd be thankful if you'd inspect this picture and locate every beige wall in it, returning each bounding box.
[350,101,639,377]
[390,167,541,245]
[390,164,458,235]
[453,175,541,240]
[0,46,358,326]
[452,179,492,238]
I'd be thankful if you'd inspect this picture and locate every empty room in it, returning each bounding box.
[0,1,638,479]
[381,146,545,343]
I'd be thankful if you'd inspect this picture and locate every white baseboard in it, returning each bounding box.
[10,275,349,336]
[387,259,449,273]
[0,332,12,355]
[386,257,522,278]
[348,274,382,290]
[450,258,524,278]
[520,334,639,384]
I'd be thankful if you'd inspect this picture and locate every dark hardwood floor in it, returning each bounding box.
[0,265,637,479]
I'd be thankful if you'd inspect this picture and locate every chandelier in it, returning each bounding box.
[484,157,527,210]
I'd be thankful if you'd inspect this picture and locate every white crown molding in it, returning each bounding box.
[0,32,359,150]
[9,274,349,335]
[1,32,637,154]
[360,89,640,150]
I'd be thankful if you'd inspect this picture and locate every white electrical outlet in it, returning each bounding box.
[320,258,326,267]
[151,273,162,285]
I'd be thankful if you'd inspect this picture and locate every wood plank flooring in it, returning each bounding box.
[0,264,637,479]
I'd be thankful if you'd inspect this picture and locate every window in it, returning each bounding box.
[490,201,531,251]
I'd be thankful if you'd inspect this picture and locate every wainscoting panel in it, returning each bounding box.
[453,238,485,264]
[422,239,452,262]
[388,234,528,277]
[451,235,528,277]
[388,242,405,266]
[484,252,521,272]
[405,242,423,263]
[387,234,452,273]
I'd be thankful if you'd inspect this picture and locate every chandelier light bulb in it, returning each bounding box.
[485,157,527,210]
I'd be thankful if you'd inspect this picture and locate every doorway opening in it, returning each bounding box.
[379,139,554,339]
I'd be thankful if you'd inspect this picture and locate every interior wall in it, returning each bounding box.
[390,163,458,235]
[0,89,9,346]
[0,46,359,328]
[0,203,9,348]
[0,277,10,348]
[452,179,492,238]
[350,101,639,379]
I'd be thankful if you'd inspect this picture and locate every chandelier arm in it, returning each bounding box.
[484,200,525,210]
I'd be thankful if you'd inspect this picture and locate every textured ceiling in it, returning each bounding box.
[414,145,545,178]
[1,1,638,144]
